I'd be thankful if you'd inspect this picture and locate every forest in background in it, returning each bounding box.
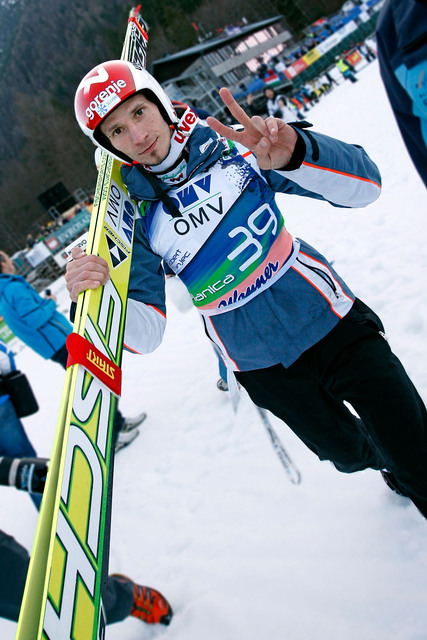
[0,0,345,250]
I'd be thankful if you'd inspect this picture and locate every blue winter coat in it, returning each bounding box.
[0,275,72,359]
[376,0,427,187]
[119,121,381,373]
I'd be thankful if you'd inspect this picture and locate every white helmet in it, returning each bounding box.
[74,60,178,161]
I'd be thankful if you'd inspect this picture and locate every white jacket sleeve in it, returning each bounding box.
[266,127,382,209]
[124,298,166,355]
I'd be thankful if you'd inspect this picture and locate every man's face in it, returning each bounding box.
[0,252,16,275]
[265,88,274,99]
[100,93,172,165]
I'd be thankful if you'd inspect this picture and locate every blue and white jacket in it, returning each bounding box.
[120,121,381,373]
[0,275,72,359]
[376,0,427,187]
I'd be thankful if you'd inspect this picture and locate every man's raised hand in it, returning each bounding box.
[206,87,298,170]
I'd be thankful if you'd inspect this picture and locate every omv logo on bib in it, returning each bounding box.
[163,175,212,214]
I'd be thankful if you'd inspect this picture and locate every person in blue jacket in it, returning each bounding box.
[0,251,72,367]
[376,0,427,187]
[67,60,427,519]
[0,251,146,451]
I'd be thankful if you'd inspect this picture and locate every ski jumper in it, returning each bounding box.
[119,117,427,518]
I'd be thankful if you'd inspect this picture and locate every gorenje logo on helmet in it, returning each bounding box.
[82,65,129,122]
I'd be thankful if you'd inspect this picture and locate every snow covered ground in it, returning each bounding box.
[1,59,427,639]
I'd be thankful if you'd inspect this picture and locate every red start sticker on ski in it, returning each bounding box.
[66,333,122,397]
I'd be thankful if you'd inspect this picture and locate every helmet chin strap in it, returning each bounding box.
[141,106,199,180]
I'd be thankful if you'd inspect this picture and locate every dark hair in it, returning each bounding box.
[263,87,275,97]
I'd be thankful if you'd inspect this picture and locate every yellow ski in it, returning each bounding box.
[15,8,148,639]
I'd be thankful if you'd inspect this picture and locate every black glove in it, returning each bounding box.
[0,456,49,494]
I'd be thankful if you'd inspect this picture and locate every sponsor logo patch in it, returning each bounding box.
[106,235,128,268]
[95,92,121,118]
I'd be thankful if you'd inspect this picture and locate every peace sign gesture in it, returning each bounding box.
[206,88,298,171]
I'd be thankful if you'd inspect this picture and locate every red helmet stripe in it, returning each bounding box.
[75,62,136,131]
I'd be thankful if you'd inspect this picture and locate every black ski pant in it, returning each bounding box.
[236,298,427,519]
[0,530,134,624]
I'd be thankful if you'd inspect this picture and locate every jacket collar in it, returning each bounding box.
[121,121,225,202]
